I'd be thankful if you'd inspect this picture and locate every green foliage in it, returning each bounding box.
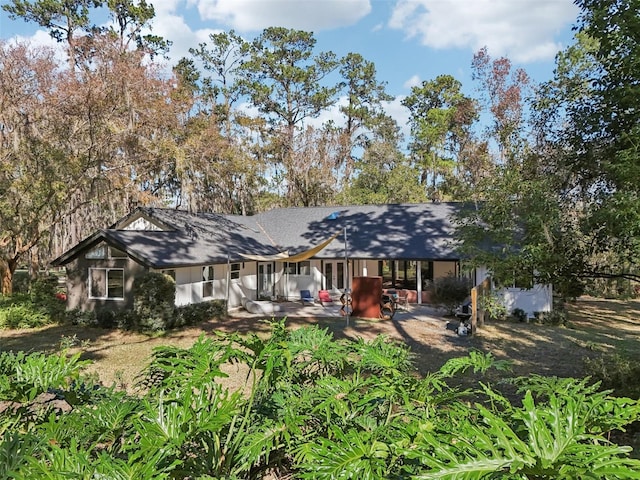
[584,353,640,399]
[10,270,30,294]
[0,302,50,329]
[30,274,58,305]
[65,307,97,327]
[584,275,639,300]
[174,300,224,328]
[430,275,472,314]
[0,351,90,402]
[1,325,639,479]
[0,275,67,328]
[0,293,55,329]
[132,272,176,331]
[479,292,508,321]
[533,308,567,325]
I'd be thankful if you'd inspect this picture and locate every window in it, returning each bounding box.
[86,244,128,259]
[89,268,124,299]
[109,246,127,258]
[230,263,241,280]
[86,245,106,259]
[378,260,417,289]
[298,261,311,276]
[284,261,311,276]
[202,265,214,298]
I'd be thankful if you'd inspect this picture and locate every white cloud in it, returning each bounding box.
[7,29,58,50]
[192,0,372,32]
[389,0,579,63]
[383,96,411,135]
[149,12,220,62]
[5,30,68,66]
[403,75,421,89]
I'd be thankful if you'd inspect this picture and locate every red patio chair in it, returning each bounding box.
[318,290,332,305]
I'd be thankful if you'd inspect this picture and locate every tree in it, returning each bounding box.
[402,74,478,200]
[471,47,531,166]
[336,53,393,185]
[2,0,101,68]
[188,30,248,125]
[287,125,341,207]
[529,0,640,288]
[104,0,170,57]
[239,27,340,205]
[0,42,88,294]
[458,1,640,297]
[561,0,640,281]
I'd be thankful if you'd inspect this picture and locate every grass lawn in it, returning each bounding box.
[0,297,638,394]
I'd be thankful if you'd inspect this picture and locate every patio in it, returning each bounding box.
[229,299,443,323]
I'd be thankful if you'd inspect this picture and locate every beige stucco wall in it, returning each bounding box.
[433,261,457,279]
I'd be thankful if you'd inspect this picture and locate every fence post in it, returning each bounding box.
[471,286,478,334]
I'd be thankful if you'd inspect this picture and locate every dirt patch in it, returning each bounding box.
[1,298,639,391]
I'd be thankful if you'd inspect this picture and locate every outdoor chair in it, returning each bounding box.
[318,290,332,305]
[300,289,315,306]
[396,292,409,310]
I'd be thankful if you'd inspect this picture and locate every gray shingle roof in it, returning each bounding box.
[253,203,463,260]
[53,202,468,267]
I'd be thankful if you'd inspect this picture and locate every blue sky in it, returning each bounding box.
[1,0,580,128]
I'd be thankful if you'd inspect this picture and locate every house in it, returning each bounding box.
[51,203,552,317]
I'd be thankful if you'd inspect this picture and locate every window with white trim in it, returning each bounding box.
[230,263,241,280]
[89,268,124,300]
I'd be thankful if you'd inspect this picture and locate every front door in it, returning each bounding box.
[258,263,274,299]
[324,261,345,291]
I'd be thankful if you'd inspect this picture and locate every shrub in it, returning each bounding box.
[0,350,91,402]
[534,309,567,325]
[11,270,30,294]
[430,275,472,314]
[65,308,98,327]
[583,353,640,399]
[132,272,176,331]
[511,307,528,322]
[479,292,508,321]
[0,304,50,329]
[30,275,58,306]
[2,332,640,479]
[0,293,54,329]
[174,300,224,328]
[30,275,65,320]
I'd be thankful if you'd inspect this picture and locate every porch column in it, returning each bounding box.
[416,260,422,305]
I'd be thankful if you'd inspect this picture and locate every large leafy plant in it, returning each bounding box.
[1,319,639,479]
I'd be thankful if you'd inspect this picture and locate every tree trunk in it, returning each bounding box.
[0,258,17,296]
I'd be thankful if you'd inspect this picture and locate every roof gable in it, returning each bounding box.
[113,209,173,231]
